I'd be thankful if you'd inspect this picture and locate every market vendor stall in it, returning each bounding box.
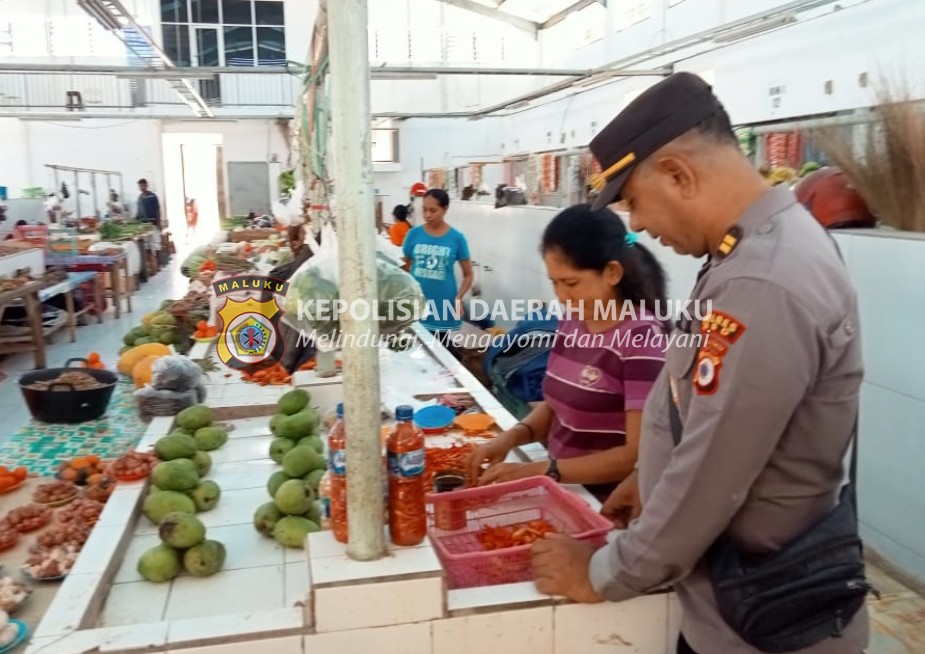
[0,282,49,369]
[15,323,679,654]
[45,251,131,319]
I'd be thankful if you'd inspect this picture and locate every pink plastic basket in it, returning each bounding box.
[425,476,612,589]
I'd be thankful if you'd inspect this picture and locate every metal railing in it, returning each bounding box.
[0,70,299,112]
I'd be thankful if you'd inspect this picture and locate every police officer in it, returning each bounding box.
[530,73,869,653]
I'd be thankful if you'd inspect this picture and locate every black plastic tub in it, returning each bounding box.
[19,358,118,424]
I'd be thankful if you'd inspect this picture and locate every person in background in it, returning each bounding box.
[136,179,161,229]
[273,224,318,373]
[402,189,473,350]
[185,198,199,234]
[467,204,668,502]
[530,72,869,654]
[107,190,126,220]
[389,204,411,247]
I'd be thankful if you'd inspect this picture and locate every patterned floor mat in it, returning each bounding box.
[0,380,145,476]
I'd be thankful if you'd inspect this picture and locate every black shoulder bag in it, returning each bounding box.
[668,391,876,652]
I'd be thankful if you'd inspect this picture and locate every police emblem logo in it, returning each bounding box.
[694,309,745,395]
[211,274,290,373]
[580,365,602,387]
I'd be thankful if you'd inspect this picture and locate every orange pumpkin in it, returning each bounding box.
[132,354,163,388]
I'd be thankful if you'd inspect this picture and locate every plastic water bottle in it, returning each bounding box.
[318,470,332,531]
[328,402,347,543]
[387,405,426,546]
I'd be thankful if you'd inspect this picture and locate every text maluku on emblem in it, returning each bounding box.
[211,275,290,372]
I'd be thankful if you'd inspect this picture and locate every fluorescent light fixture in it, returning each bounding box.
[370,73,438,81]
[713,12,797,43]
[114,70,217,80]
[575,72,619,88]
[20,117,83,122]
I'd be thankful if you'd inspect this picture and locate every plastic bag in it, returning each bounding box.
[181,246,212,278]
[151,355,203,392]
[282,224,424,339]
[135,385,202,421]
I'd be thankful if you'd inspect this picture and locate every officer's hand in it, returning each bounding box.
[465,433,515,481]
[601,470,641,529]
[531,533,604,603]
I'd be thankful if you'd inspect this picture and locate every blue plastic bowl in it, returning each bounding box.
[413,405,456,434]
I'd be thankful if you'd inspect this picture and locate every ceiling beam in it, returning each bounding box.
[433,0,538,36]
[0,62,600,78]
[540,0,606,30]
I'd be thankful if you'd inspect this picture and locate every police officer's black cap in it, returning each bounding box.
[589,72,723,210]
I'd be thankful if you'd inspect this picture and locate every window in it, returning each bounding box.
[222,0,253,25]
[163,23,191,67]
[161,0,188,24]
[224,26,255,65]
[159,0,285,68]
[254,1,284,26]
[371,129,399,163]
[256,26,285,65]
[190,0,219,24]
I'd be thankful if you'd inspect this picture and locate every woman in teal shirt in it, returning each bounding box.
[402,189,474,345]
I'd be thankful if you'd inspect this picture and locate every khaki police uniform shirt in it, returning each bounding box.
[588,185,869,653]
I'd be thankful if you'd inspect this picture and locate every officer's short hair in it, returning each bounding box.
[685,108,738,148]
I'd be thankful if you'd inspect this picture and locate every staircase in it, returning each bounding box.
[75,0,212,117]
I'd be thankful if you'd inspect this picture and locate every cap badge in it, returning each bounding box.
[589,152,637,192]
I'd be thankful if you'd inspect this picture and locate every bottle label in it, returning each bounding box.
[387,449,425,478]
[330,449,346,476]
[320,497,331,519]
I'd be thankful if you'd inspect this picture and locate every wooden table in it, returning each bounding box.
[0,281,48,369]
[45,252,132,319]
[37,271,102,342]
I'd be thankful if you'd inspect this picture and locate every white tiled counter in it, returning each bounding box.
[26,325,676,654]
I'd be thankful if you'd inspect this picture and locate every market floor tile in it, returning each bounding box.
[0,258,187,451]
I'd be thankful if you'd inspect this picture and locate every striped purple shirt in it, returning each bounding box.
[543,317,666,462]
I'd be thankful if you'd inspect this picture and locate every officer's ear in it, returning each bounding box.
[651,155,698,200]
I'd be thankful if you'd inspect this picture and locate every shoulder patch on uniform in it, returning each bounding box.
[699,310,746,344]
[716,225,742,259]
[694,311,746,395]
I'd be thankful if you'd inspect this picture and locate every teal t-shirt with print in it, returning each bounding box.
[403,225,470,331]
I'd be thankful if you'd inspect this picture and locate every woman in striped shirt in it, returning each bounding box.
[468,204,668,503]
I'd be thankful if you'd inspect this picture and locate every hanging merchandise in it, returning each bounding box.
[542,154,559,194]
[764,132,804,169]
[282,224,426,342]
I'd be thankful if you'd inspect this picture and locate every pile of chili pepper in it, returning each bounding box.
[240,363,291,385]
[475,519,558,551]
[424,443,475,491]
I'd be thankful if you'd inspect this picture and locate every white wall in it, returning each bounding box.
[829,230,925,588]
[0,117,289,222]
[393,0,925,170]
[447,200,925,587]
[0,117,164,207]
[373,117,505,207]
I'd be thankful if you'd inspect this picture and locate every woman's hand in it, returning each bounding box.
[465,432,517,481]
[600,470,641,529]
[477,461,546,486]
